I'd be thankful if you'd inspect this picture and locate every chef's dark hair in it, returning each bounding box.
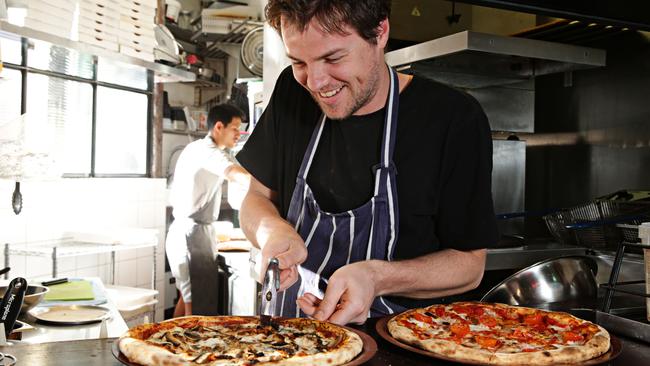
[208,103,244,130]
[266,0,391,44]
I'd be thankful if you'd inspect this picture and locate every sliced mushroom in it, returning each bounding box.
[192,352,212,364]
[165,332,183,346]
[184,330,202,340]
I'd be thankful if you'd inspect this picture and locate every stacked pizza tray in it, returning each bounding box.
[22,0,76,40]
[78,0,121,51]
[117,0,156,61]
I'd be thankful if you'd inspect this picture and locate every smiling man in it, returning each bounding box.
[238,0,498,325]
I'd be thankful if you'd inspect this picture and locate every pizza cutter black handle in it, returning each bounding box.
[0,277,27,337]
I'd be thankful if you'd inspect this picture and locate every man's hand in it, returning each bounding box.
[241,176,307,290]
[297,261,378,325]
[261,236,307,290]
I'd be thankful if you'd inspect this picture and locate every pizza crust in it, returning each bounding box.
[388,302,611,365]
[119,337,192,366]
[118,316,363,366]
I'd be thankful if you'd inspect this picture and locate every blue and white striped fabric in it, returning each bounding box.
[281,67,407,318]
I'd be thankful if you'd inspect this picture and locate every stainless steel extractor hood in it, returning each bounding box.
[385,30,606,89]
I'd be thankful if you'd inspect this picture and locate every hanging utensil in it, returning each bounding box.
[11,182,21,215]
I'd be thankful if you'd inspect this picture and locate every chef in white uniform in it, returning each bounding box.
[166,103,250,316]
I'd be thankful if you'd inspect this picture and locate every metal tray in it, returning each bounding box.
[29,305,110,325]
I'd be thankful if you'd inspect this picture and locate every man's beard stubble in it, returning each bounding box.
[313,60,382,121]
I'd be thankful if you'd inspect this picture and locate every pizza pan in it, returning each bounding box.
[111,320,377,366]
[29,305,110,325]
[376,315,622,366]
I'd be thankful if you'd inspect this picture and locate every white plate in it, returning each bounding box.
[29,305,110,325]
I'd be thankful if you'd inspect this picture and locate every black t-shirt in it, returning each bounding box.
[238,66,498,307]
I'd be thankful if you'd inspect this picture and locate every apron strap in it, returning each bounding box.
[381,67,400,169]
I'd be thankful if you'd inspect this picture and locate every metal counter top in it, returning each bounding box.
[3,317,649,365]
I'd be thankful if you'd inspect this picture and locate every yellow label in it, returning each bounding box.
[411,6,421,17]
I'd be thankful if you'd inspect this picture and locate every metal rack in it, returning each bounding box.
[3,238,157,287]
[0,20,195,83]
[600,224,649,313]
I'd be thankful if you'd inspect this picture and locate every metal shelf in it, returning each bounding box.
[163,128,207,138]
[4,237,158,289]
[0,20,195,83]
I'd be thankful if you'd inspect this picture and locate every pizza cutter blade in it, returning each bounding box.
[259,258,280,327]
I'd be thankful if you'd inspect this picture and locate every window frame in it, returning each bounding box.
[1,37,153,178]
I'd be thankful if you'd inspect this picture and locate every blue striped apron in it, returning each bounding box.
[279,67,408,318]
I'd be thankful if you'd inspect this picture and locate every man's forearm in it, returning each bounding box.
[225,165,251,186]
[368,248,486,299]
[239,190,299,249]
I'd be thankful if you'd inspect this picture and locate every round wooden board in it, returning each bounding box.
[112,323,377,366]
[376,315,621,366]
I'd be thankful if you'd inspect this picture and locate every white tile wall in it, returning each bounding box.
[0,177,167,321]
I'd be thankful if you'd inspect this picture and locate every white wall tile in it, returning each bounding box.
[75,254,99,270]
[25,256,53,278]
[76,266,102,278]
[137,202,157,228]
[116,248,137,262]
[58,270,76,279]
[97,264,111,284]
[0,213,26,244]
[3,178,171,298]
[116,259,137,287]
[136,246,154,259]
[136,256,153,287]
[57,257,76,273]
[6,254,26,278]
[155,248,165,283]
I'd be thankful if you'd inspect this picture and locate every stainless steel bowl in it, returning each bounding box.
[481,256,599,310]
[0,284,49,314]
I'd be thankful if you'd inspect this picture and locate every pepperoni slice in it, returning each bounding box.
[562,331,585,343]
[413,312,434,324]
[478,315,497,328]
[450,323,470,337]
[474,335,500,348]
[435,306,445,318]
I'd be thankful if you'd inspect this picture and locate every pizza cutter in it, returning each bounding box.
[259,258,280,327]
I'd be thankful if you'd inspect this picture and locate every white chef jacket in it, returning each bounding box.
[169,135,236,220]
[166,135,236,304]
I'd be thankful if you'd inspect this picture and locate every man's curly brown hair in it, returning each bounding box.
[265,0,391,44]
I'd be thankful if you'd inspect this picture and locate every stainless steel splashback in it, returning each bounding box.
[492,140,526,236]
[468,80,535,133]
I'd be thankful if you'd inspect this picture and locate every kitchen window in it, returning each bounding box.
[0,33,152,177]
[26,73,93,175]
[95,87,148,175]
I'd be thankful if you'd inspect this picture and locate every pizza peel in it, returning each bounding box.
[375,315,622,366]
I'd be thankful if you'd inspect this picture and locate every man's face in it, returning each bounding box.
[214,117,242,149]
[281,18,388,120]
